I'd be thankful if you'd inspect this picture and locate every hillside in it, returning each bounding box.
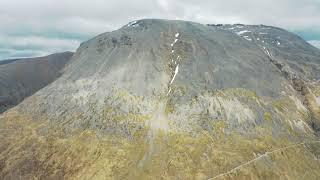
[0,19,320,179]
[0,52,73,113]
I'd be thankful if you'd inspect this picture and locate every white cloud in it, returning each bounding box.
[1,0,320,32]
[157,0,170,11]
[308,40,320,49]
[0,35,79,50]
[0,35,80,59]
[0,0,319,59]
[56,18,110,35]
[0,49,50,59]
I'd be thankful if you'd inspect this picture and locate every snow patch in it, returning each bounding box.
[127,21,139,27]
[166,87,172,96]
[265,49,271,57]
[237,30,250,35]
[170,65,179,84]
[175,33,180,38]
[243,36,252,41]
[171,37,179,47]
[261,46,272,58]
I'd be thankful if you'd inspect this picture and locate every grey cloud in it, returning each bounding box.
[0,0,320,59]
[2,0,320,32]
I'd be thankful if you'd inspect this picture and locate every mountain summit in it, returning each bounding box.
[1,19,320,179]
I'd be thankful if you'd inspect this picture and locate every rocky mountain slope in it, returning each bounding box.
[0,19,320,179]
[0,52,73,113]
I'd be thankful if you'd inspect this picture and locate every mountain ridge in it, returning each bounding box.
[0,51,73,113]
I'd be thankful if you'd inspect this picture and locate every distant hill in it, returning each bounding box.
[0,59,20,66]
[0,52,73,113]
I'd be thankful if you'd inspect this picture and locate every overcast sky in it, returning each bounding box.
[0,0,320,59]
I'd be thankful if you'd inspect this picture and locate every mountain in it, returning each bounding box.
[0,52,73,113]
[0,19,320,179]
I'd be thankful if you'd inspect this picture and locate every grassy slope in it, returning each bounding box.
[1,88,320,180]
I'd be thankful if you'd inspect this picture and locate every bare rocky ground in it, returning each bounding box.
[0,19,320,179]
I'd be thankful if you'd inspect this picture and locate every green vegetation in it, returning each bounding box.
[1,87,320,179]
[263,112,272,122]
[1,113,319,179]
[218,88,259,100]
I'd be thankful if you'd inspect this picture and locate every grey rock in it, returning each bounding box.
[13,19,319,137]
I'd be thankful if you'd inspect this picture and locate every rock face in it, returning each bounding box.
[1,19,320,179]
[0,52,73,113]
